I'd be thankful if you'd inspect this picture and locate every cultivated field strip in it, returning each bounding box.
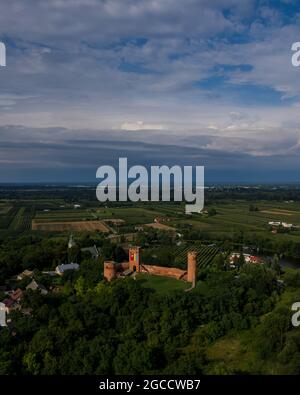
[174,244,219,269]
[31,220,110,232]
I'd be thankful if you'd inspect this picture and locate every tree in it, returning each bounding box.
[208,208,217,216]
[112,246,127,263]
[237,253,245,269]
[212,254,225,270]
[284,269,300,288]
[78,258,102,288]
[68,245,80,263]
[256,306,291,358]
[271,254,281,274]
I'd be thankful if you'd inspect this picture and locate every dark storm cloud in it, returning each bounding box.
[0,125,299,183]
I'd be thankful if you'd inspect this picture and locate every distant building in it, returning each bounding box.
[268,221,281,227]
[247,256,261,264]
[268,221,294,229]
[0,288,23,315]
[2,298,15,313]
[282,222,293,229]
[17,269,34,281]
[229,253,263,267]
[81,245,100,260]
[154,217,170,223]
[55,263,80,275]
[10,288,23,301]
[73,204,81,209]
[0,302,7,327]
[68,234,76,249]
[26,279,48,295]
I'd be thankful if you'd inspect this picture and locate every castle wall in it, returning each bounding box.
[118,262,129,271]
[141,264,186,280]
[104,247,197,285]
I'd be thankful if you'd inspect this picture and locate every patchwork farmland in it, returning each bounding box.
[0,193,300,244]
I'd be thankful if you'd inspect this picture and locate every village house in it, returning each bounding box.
[26,279,48,295]
[282,222,293,229]
[154,217,170,223]
[1,288,24,314]
[268,221,281,227]
[229,253,263,268]
[10,288,23,302]
[81,245,100,260]
[55,263,80,275]
[1,299,14,314]
[17,269,34,281]
[268,221,294,229]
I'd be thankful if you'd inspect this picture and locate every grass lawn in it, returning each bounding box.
[136,273,189,294]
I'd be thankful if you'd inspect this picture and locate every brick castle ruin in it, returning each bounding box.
[104,247,197,286]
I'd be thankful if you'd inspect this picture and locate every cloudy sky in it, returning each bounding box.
[0,0,300,183]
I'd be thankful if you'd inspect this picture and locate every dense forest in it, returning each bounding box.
[1,240,300,374]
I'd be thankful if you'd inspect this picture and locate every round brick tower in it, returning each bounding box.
[104,261,117,281]
[187,251,197,285]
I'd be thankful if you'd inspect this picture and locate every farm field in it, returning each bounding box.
[174,244,220,269]
[144,222,176,232]
[31,220,110,232]
[142,244,220,271]
[34,206,164,224]
[94,207,164,224]
[0,202,12,214]
[0,202,36,233]
[35,209,94,222]
[173,200,300,241]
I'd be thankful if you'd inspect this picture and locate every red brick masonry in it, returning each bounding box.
[104,247,197,284]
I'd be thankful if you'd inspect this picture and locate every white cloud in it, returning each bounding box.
[0,0,299,179]
[121,121,164,131]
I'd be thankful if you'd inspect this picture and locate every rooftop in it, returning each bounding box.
[56,263,80,273]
